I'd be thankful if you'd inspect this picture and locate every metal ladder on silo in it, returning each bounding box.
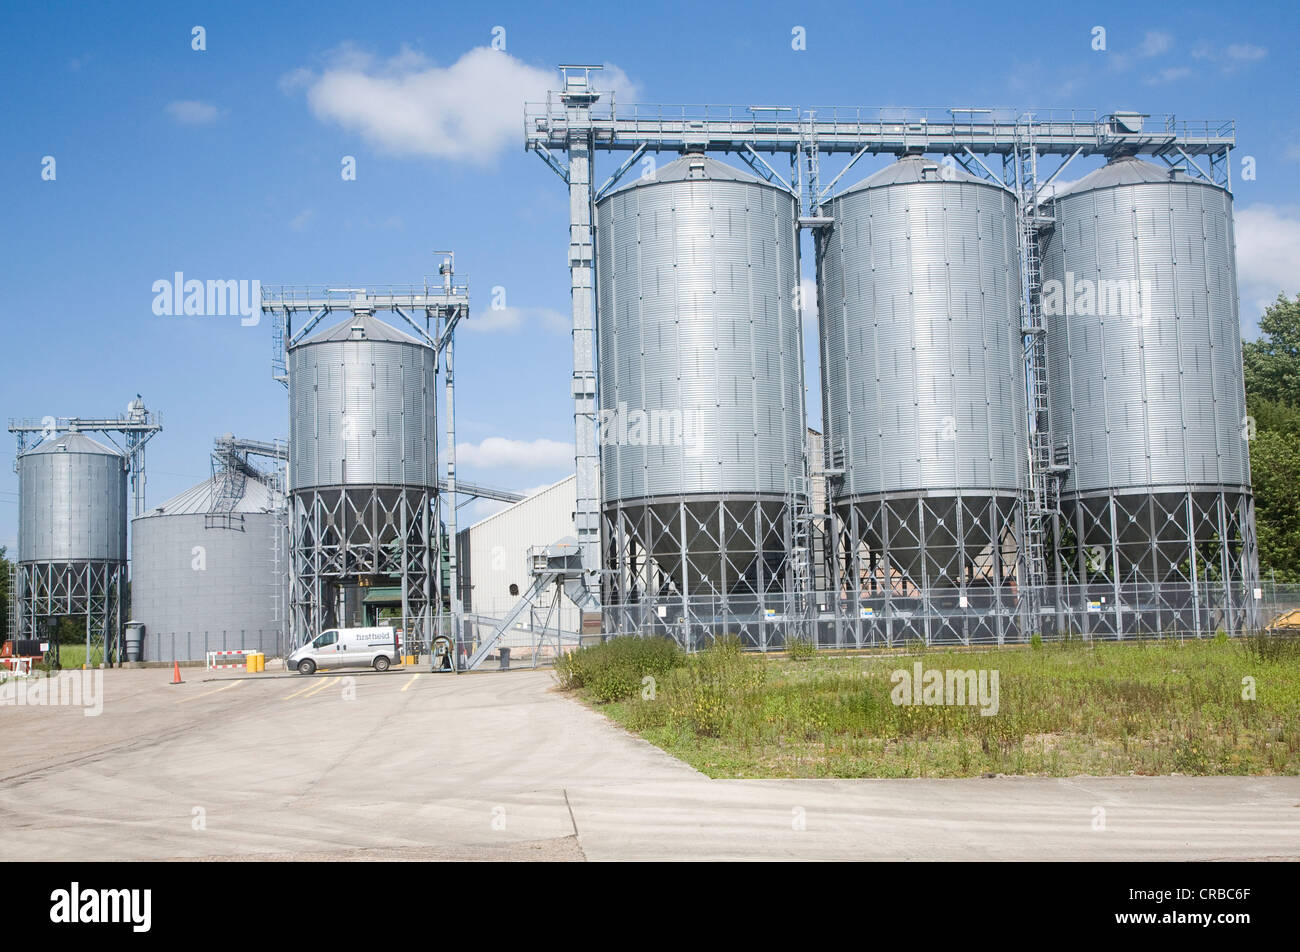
[5,560,17,642]
[1016,121,1054,604]
[787,476,814,644]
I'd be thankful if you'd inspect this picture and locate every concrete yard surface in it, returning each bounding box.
[0,668,1296,861]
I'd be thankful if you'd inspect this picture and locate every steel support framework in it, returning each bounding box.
[832,491,1023,647]
[601,495,797,650]
[288,485,436,652]
[1051,487,1259,638]
[15,560,123,666]
[527,69,1251,643]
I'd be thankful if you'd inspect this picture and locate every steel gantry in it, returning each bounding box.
[525,69,1235,636]
[262,257,470,661]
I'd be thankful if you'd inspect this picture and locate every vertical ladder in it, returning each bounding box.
[788,476,814,643]
[5,560,16,642]
[1016,121,1053,604]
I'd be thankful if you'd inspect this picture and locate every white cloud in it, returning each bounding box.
[1234,204,1300,318]
[1138,31,1173,57]
[1192,41,1267,72]
[456,437,573,470]
[1226,43,1267,61]
[165,100,221,124]
[290,209,314,231]
[286,46,639,162]
[1146,66,1192,85]
[467,305,569,334]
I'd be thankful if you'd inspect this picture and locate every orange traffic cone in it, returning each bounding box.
[171,660,183,685]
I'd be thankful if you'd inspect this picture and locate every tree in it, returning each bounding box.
[1243,294,1300,406]
[1243,294,1300,581]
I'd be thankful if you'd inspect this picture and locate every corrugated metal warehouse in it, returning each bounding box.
[457,475,580,632]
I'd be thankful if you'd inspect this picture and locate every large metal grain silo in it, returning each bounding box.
[1042,156,1256,634]
[596,153,806,645]
[287,314,438,648]
[818,156,1026,645]
[15,432,128,662]
[130,474,284,662]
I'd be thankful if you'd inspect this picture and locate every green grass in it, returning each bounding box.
[35,643,93,671]
[556,635,1300,778]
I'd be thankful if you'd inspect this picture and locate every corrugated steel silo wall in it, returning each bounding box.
[131,512,284,661]
[1043,179,1249,494]
[819,178,1026,499]
[595,177,804,503]
[18,449,128,563]
[288,337,438,491]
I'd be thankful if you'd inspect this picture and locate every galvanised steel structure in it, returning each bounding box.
[1041,157,1257,637]
[526,68,1251,643]
[596,153,807,645]
[263,265,466,656]
[818,156,1027,646]
[130,442,285,662]
[8,401,162,665]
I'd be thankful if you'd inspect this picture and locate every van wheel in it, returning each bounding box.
[297,659,316,676]
[373,656,390,672]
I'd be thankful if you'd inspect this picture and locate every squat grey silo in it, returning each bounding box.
[817,156,1026,604]
[130,475,285,662]
[596,154,805,620]
[15,432,128,658]
[287,314,439,645]
[1042,156,1255,591]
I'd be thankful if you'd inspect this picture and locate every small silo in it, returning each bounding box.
[817,156,1026,642]
[595,153,805,641]
[287,313,439,646]
[1042,156,1256,625]
[130,474,284,662]
[15,432,128,661]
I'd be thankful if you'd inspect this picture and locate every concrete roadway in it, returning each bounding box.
[0,667,1296,861]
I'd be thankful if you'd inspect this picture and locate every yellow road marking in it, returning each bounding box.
[400,674,420,692]
[300,676,337,698]
[283,678,323,700]
[177,680,245,703]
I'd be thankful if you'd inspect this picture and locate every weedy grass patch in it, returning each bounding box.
[560,634,1300,778]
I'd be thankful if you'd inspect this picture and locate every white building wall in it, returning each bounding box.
[457,475,579,631]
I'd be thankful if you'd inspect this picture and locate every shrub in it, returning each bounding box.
[554,636,684,702]
[786,634,816,661]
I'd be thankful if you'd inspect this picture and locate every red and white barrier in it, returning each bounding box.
[205,650,251,670]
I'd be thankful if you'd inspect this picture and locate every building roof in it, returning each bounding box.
[22,431,122,457]
[461,474,576,534]
[297,312,426,347]
[137,473,281,518]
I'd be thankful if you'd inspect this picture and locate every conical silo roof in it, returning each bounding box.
[22,432,122,457]
[1050,155,1224,200]
[138,473,280,518]
[603,152,770,198]
[297,312,425,347]
[833,154,1002,199]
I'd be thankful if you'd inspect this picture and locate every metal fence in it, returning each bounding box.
[602,582,1300,651]
[140,628,288,664]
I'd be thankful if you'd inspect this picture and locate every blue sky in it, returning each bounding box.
[2,0,1298,547]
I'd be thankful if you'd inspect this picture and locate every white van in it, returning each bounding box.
[287,626,401,675]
